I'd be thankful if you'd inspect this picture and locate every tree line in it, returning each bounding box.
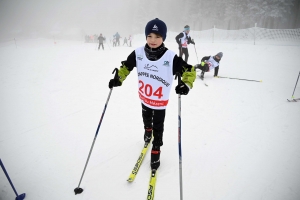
[129,0,299,33]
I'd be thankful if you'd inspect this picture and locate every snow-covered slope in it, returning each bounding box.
[1,37,300,200]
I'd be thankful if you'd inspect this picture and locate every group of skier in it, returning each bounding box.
[175,24,223,79]
[97,32,133,50]
[108,18,223,171]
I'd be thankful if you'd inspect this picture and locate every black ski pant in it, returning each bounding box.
[179,47,189,62]
[141,103,165,147]
[98,43,104,50]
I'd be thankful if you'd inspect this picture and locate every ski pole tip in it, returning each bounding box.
[74,187,84,195]
[15,193,26,200]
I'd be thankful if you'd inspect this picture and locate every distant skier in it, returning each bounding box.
[123,37,128,46]
[98,33,105,50]
[128,35,132,47]
[195,52,223,79]
[175,25,195,62]
[114,32,121,46]
[113,35,116,47]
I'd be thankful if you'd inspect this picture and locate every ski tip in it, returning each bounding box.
[127,178,133,182]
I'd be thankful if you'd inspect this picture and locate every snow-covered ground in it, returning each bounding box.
[1,36,300,200]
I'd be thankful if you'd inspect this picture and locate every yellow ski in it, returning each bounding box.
[147,169,157,200]
[127,142,151,182]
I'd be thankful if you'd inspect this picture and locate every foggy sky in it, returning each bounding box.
[0,0,133,39]
[0,0,299,40]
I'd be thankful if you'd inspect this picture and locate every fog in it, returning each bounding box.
[0,0,299,40]
[0,0,134,39]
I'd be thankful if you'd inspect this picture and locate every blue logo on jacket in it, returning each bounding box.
[163,61,169,66]
[137,55,143,60]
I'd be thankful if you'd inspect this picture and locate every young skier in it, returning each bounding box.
[114,32,121,46]
[108,18,196,170]
[97,33,105,50]
[123,37,128,46]
[175,25,195,62]
[128,35,132,47]
[195,52,223,79]
[112,35,117,47]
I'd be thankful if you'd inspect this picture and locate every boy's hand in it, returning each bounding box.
[109,79,121,88]
[175,82,190,95]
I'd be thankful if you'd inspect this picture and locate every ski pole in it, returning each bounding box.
[175,72,183,200]
[74,68,118,195]
[217,76,262,82]
[0,159,26,200]
[193,43,199,64]
[291,71,300,99]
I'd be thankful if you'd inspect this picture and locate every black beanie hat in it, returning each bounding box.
[145,18,167,41]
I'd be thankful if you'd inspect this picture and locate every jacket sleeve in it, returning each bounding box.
[214,66,219,76]
[201,56,210,62]
[173,55,196,88]
[187,36,194,45]
[117,51,136,84]
[175,33,184,45]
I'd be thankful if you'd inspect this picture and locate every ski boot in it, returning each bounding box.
[151,146,161,170]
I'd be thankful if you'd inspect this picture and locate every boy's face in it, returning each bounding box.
[146,33,163,48]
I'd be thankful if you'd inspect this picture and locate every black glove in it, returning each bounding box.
[108,78,121,88]
[175,82,190,95]
[191,39,195,45]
